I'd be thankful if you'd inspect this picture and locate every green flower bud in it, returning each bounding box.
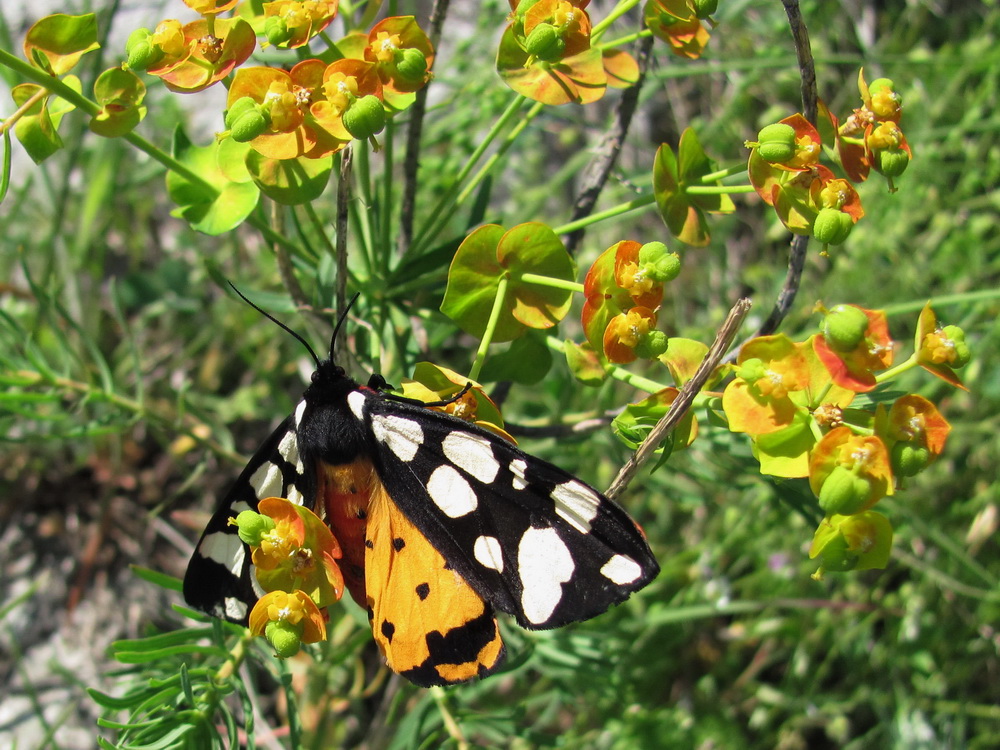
[638,242,681,283]
[818,465,873,516]
[265,619,304,658]
[265,16,293,47]
[736,357,767,384]
[233,509,276,545]
[634,330,669,359]
[755,123,797,163]
[125,28,163,71]
[342,95,386,140]
[812,208,854,246]
[873,148,909,178]
[394,48,428,83]
[941,325,971,367]
[823,304,870,352]
[690,0,719,19]
[524,22,566,62]
[891,440,931,478]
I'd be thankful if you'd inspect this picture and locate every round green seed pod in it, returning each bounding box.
[891,441,931,478]
[874,148,909,178]
[756,123,797,163]
[265,620,303,658]
[818,465,872,516]
[342,95,387,140]
[395,48,428,83]
[812,208,854,246]
[524,23,565,61]
[824,304,870,351]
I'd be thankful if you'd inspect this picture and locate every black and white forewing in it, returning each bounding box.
[359,393,659,630]
[183,409,313,624]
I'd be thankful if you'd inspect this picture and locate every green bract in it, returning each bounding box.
[441,223,576,342]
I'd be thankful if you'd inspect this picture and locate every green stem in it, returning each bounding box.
[468,276,509,382]
[591,0,642,44]
[686,184,757,195]
[596,29,653,50]
[411,94,527,255]
[519,273,584,294]
[553,194,655,235]
[874,353,919,384]
[880,287,1000,316]
[454,99,545,206]
[1,85,48,133]
[700,164,749,182]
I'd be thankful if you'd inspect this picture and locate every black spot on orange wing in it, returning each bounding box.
[365,483,505,686]
[381,620,396,643]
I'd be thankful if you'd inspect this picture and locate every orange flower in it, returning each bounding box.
[249,590,327,656]
[723,334,811,436]
[914,303,969,390]
[808,427,893,515]
[146,18,255,93]
[813,306,893,393]
[245,496,344,609]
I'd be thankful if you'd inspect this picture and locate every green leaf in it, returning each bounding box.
[23,13,100,75]
[10,78,80,164]
[480,331,553,384]
[90,67,147,137]
[563,340,607,386]
[244,152,332,205]
[441,222,576,342]
[166,127,259,235]
[653,128,734,246]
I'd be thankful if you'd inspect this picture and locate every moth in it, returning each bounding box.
[183,295,659,687]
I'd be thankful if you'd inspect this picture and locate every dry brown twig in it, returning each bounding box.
[605,297,752,501]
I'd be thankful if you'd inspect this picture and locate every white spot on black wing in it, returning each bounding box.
[200,531,245,577]
[286,484,305,505]
[473,535,504,573]
[510,459,528,490]
[371,414,423,462]
[250,461,283,499]
[517,527,575,625]
[224,597,248,620]
[442,432,500,483]
[551,480,601,534]
[600,554,643,585]
[278,430,300,469]
[294,400,307,428]
[426,465,478,517]
[347,391,366,421]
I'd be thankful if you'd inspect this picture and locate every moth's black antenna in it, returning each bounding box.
[228,282,321,369]
[331,293,361,358]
